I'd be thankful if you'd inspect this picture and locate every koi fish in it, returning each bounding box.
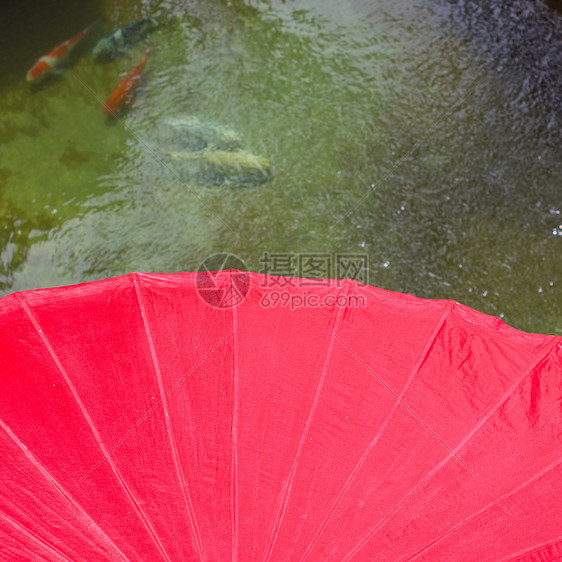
[26,27,90,83]
[104,52,148,117]
[93,15,160,60]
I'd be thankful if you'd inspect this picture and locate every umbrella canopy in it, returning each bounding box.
[0,271,561,561]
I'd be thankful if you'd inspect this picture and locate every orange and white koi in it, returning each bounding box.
[103,52,149,117]
[26,28,89,83]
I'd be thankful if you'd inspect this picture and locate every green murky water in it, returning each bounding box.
[0,0,560,334]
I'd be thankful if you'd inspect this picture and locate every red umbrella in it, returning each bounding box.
[0,271,561,561]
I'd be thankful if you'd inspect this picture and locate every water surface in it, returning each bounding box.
[0,0,560,334]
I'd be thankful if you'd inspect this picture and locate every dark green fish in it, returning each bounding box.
[93,16,159,59]
[155,115,272,187]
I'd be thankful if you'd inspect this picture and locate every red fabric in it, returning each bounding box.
[0,271,560,561]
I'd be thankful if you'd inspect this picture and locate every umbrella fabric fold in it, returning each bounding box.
[0,271,561,561]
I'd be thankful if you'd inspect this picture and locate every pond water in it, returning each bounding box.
[0,0,560,334]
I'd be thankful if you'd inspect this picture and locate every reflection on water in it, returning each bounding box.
[434,0,562,124]
[0,0,560,334]
[0,192,54,291]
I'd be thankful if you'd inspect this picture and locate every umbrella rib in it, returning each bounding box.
[299,299,454,562]
[337,308,485,484]
[262,281,351,562]
[0,418,130,562]
[18,482,134,562]
[0,508,77,562]
[18,295,173,562]
[405,454,562,561]
[77,329,234,485]
[231,292,240,562]
[131,273,206,561]
[501,534,562,561]
[340,336,562,561]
